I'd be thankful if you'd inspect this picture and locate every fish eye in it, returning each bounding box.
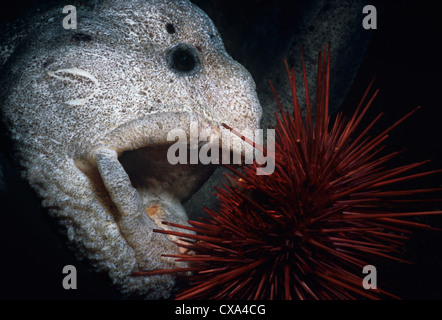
[168,44,200,75]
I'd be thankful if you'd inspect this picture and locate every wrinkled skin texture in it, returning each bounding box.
[0,0,261,298]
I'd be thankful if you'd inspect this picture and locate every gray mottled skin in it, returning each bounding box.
[0,0,261,297]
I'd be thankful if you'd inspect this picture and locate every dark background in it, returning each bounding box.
[0,0,441,299]
[340,0,442,299]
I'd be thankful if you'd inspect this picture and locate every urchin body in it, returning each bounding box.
[141,47,442,300]
[0,0,261,297]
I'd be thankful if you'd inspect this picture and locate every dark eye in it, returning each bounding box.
[168,44,200,75]
[166,23,175,34]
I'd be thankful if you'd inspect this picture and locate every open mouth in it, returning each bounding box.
[73,110,260,273]
[76,112,224,271]
[118,144,216,228]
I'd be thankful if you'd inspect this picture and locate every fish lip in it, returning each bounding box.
[86,116,261,165]
[81,109,260,179]
[80,111,219,162]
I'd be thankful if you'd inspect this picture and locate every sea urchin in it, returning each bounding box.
[133,45,442,300]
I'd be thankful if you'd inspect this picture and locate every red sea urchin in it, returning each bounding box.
[133,45,442,299]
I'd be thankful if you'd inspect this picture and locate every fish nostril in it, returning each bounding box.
[71,32,92,42]
[166,23,176,34]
